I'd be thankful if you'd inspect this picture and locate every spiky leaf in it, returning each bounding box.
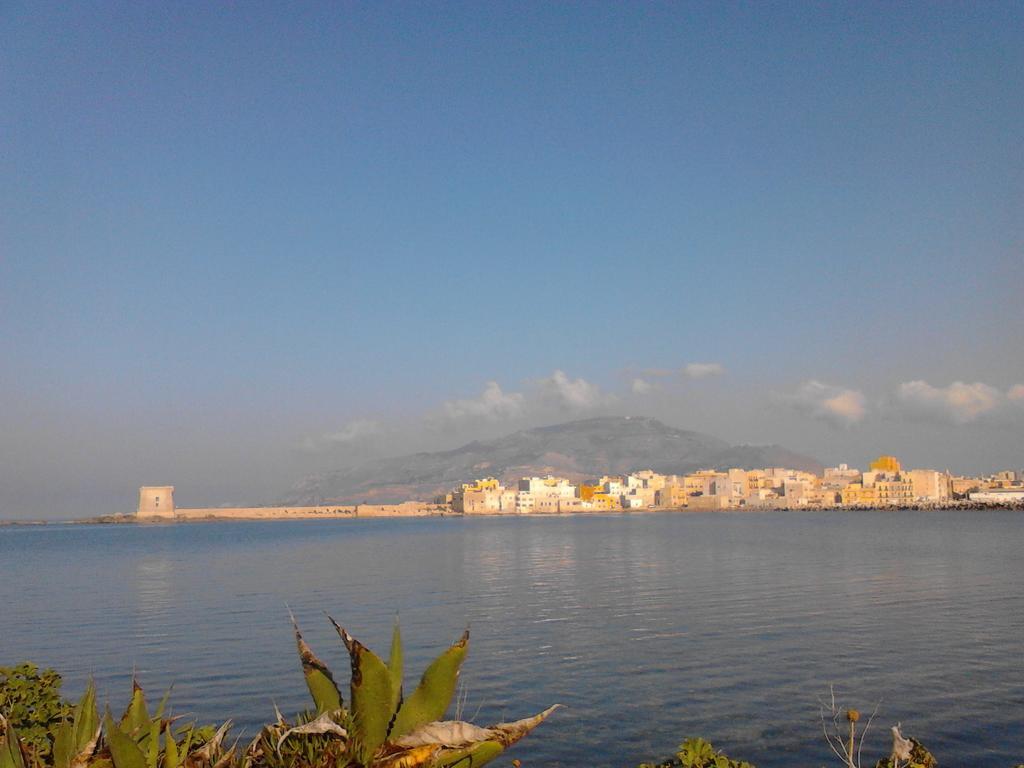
[104,714,147,768]
[162,725,179,768]
[394,706,559,752]
[393,721,491,749]
[53,682,100,768]
[144,718,161,768]
[388,619,403,715]
[290,616,342,714]
[120,682,149,737]
[189,721,232,766]
[331,619,393,765]
[488,705,560,748]
[0,726,27,768]
[389,631,469,740]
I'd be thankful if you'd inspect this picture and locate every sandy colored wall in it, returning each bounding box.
[161,502,447,520]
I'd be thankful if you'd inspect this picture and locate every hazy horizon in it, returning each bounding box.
[3,2,1022,518]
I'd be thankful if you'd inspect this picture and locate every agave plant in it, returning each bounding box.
[0,678,230,768]
[2,618,555,768]
[245,615,557,768]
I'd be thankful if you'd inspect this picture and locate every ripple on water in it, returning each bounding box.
[1,511,1022,767]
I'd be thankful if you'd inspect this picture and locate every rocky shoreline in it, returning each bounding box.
[3,501,1023,526]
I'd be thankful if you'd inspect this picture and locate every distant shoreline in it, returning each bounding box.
[3,501,1023,527]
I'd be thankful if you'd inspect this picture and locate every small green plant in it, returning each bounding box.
[1,672,227,768]
[0,617,556,768]
[637,737,753,768]
[0,665,72,762]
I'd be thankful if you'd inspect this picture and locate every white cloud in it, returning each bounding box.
[683,362,725,379]
[323,419,382,444]
[536,369,612,411]
[896,380,1003,424]
[440,381,526,422]
[300,418,384,452]
[786,379,867,427]
[433,370,610,427]
[631,377,654,395]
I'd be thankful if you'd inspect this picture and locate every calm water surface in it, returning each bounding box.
[1,511,1021,766]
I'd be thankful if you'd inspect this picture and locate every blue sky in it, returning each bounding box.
[2,2,1022,517]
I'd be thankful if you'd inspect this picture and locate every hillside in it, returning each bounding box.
[285,416,822,504]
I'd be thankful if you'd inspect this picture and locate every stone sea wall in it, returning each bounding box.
[161,502,445,520]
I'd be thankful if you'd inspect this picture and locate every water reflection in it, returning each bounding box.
[1,512,1022,767]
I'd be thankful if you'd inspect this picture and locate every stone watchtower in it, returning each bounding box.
[138,486,175,517]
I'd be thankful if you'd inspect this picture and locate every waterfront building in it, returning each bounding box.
[840,482,879,507]
[656,484,690,508]
[908,469,950,502]
[950,476,982,497]
[683,470,725,497]
[823,464,860,489]
[452,478,518,514]
[628,470,668,491]
[806,487,840,507]
[782,479,809,506]
[688,493,731,510]
[969,488,1024,503]
[869,455,902,473]
[600,476,625,495]
[138,486,175,517]
[875,476,915,505]
[588,491,619,511]
[516,476,578,513]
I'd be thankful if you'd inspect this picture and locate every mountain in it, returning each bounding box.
[285,416,823,505]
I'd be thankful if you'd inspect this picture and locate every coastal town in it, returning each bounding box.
[127,455,1024,522]
[448,456,1024,514]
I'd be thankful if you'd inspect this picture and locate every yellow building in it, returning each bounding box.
[461,477,501,492]
[869,455,902,473]
[875,477,914,506]
[683,470,725,497]
[656,485,690,508]
[588,492,619,511]
[841,483,879,507]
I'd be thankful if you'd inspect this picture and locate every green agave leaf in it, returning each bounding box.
[176,726,195,762]
[162,725,179,768]
[389,630,469,741]
[120,681,149,737]
[144,718,161,768]
[388,619,403,715]
[62,683,101,768]
[429,740,503,768]
[153,689,172,723]
[104,713,147,768]
[0,725,27,768]
[289,613,342,714]
[330,618,393,765]
[53,720,75,768]
[54,682,99,768]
